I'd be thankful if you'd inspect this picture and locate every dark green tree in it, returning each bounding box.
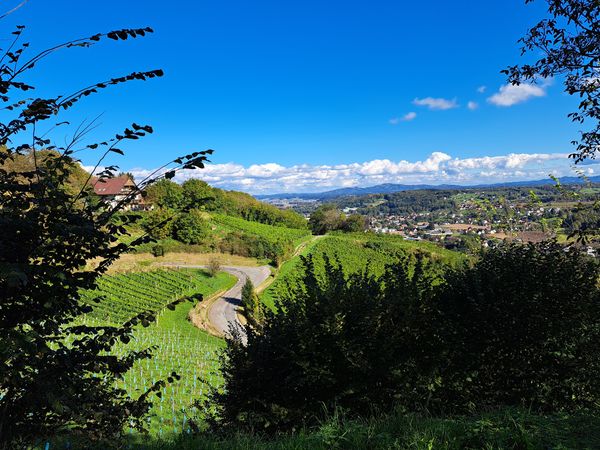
[308,204,344,235]
[504,0,600,162]
[341,214,367,233]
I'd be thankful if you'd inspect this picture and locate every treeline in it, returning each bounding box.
[138,179,309,264]
[145,179,307,229]
[333,184,600,216]
[210,242,600,433]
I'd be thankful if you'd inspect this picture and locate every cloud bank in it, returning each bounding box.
[126,151,585,194]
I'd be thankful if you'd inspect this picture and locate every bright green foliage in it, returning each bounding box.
[145,179,184,209]
[81,269,220,324]
[212,214,311,265]
[213,214,310,246]
[261,234,464,310]
[143,208,175,240]
[181,179,214,210]
[212,242,600,433]
[144,180,307,230]
[174,210,210,245]
[79,270,236,435]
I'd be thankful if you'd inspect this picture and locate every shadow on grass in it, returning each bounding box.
[113,408,600,450]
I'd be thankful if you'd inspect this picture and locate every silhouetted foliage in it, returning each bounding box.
[505,0,600,161]
[208,242,600,433]
[0,18,212,449]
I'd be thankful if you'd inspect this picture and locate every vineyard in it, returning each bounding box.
[80,269,226,324]
[211,213,311,247]
[261,233,466,310]
[78,269,236,436]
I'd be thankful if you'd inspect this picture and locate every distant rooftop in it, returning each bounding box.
[91,175,135,196]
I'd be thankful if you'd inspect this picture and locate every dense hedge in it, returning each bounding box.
[210,242,600,432]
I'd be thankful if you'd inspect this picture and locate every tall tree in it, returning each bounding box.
[504,0,600,162]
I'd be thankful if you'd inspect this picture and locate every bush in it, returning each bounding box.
[208,242,600,433]
[174,209,209,245]
[425,241,600,413]
[207,257,221,277]
[142,208,174,240]
[151,244,165,257]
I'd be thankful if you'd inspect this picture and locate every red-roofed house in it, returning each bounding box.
[91,175,145,211]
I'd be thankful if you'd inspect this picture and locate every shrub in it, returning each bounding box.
[207,257,221,277]
[174,210,209,245]
[208,242,600,433]
[151,244,165,257]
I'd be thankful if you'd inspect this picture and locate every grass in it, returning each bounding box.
[93,252,262,274]
[119,408,600,449]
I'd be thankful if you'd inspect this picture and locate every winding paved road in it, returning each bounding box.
[164,264,271,340]
[207,266,271,340]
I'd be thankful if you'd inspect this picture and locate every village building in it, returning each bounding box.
[91,175,146,211]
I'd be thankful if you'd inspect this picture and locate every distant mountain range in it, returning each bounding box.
[256,176,600,201]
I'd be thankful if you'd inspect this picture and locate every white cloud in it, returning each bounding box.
[477,86,486,93]
[412,97,458,110]
[467,101,478,110]
[127,151,576,194]
[390,112,417,124]
[487,82,547,107]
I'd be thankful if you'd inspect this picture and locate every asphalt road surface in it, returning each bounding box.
[207,266,271,340]
[164,264,271,341]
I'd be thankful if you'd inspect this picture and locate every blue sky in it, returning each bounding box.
[5,0,593,193]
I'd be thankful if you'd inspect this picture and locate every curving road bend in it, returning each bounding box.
[207,266,271,341]
[164,264,271,341]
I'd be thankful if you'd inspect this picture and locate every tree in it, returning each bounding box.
[142,207,174,240]
[181,178,215,210]
[207,257,221,277]
[174,209,210,245]
[504,0,600,161]
[0,16,213,448]
[240,278,255,310]
[144,178,184,209]
[309,204,344,235]
[341,214,367,233]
